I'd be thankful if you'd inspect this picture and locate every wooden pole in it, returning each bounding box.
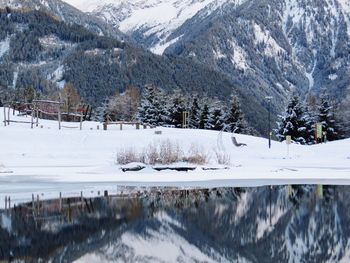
[80,114,83,130]
[36,109,39,127]
[8,196,10,211]
[5,196,7,211]
[31,106,34,129]
[120,123,123,130]
[7,106,10,125]
[58,106,61,130]
[3,106,6,126]
[269,186,272,227]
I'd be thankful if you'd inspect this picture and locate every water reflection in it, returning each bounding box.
[0,185,348,262]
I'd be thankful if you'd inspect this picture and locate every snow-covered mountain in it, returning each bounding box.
[64,0,247,54]
[64,0,350,126]
[0,0,123,38]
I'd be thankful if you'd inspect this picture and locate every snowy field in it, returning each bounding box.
[0,107,349,207]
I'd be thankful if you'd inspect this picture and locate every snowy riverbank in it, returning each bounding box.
[0,107,349,207]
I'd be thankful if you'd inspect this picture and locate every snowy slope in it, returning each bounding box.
[0,108,349,208]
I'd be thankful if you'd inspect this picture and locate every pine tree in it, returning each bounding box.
[199,103,210,129]
[317,94,338,141]
[336,85,350,138]
[275,94,312,144]
[224,94,246,133]
[299,107,315,145]
[189,97,201,129]
[138,85,166,126]
[208,99,225,131]
[167,89,187,128]
[94,98,109,122]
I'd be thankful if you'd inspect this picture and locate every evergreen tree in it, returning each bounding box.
[93,98,109,122]
[224,94,246,133]
[275,94,312,144]
[299,107,316,145]
[167,89,187,128]
[189,97,201,129]
[137,85,166,126]
[199,103,210,129]
[317,94,338,141]
[336,85,350,138]
[208,99,225,130]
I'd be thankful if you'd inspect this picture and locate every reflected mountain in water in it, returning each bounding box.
[1,185,349,262]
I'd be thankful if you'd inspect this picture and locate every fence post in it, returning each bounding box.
[36,109,39,127]
[5,196,7,212]
[3,106,6,127]
[31,106,34,129]
[58,107,61,130]
[7,106,10,125]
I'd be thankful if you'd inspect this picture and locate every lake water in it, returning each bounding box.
[0,185,349,262]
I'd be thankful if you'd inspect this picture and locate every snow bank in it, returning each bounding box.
[0,108,349,207]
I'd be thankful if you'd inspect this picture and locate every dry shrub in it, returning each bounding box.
[184,144,209,165]
[146,143,160,165]
[116,147,140,165]
[117,140,183,165]
[117,141,221,166]
[159,139,182,164]
[214,149,231,165]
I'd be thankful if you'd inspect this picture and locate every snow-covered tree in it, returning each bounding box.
[93,98,109,122]
[224,94,246,133]
[167,89,187,128]
[299,106,316,145]
[317,94,338,141]
[336,85,350,138]
[275,94,313,144]
[137,85,167,126]
[199,103,210,129]
[189,97,201,129]
[108,86,140,121]
[208,99,225,131]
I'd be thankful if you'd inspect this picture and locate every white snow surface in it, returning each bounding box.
[0,108,350,208]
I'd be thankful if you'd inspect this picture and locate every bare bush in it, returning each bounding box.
[159,139,183,164]
[184,144,209,165]
[214,149,231,165]
[117,141,215,166]
[146,143,160,165]
[116,147,140,165]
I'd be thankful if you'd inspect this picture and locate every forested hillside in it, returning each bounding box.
[0,8,269,133]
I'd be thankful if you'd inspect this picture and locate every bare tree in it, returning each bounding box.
[61,83,81,115]
[108,86,140,121]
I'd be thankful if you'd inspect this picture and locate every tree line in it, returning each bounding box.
[275,89,350,144]
[95,85,255,134]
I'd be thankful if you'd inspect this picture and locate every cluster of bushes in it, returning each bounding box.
[116,139,230,166]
